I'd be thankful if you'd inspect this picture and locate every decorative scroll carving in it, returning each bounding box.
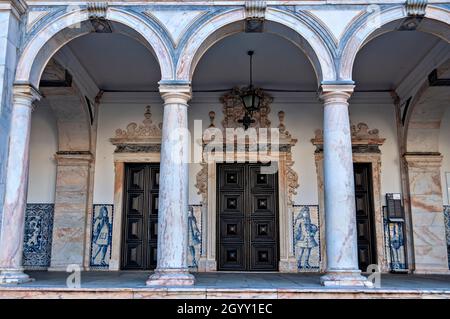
[220,87,272,129]
[405,0,427,17]
[114,106,162,139]
[194,163,208,204]
[110,106,162,153]
[311,122,386,153]
[194,96,300,207]
[88,2,108,19]
[286,158,299,205]
[88,2,111,33]
[278,111,292,140]
[245,0,267,20]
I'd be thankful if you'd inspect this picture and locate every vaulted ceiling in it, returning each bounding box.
[65,27,448,93]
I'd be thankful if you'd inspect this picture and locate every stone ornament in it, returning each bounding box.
[114,106,162,139]
[195,163,208,204]
[286,159,299,205]
[88,2,108,19]
[278,111,292,140]
[220,87,272,130]
[245,0,267,20]
[405,0,428,17]
[110,106,162,153]
[195,94,300,206]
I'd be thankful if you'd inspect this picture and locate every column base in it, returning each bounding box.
[279,258,298,273]
[146,268,195,286]
[0,268,34,285]
[320,270,373,288]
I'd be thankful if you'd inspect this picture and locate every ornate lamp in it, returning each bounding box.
[238,51,262,130]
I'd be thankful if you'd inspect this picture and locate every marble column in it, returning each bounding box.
[404,154,449,274]
[319,84,371,287]
[146,84,195,286]
[49,152,93,271]
[0,84,40,284]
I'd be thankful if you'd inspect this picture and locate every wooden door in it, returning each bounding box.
[217,163,279,271]
[353,163,377,271]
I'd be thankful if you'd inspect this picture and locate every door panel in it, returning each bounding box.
[121,163,159,270]
[353,163,377,271]
[218,163,279,271]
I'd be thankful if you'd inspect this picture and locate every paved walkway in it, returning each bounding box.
[1,271,450,298]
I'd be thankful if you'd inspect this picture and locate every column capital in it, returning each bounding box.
[0,1,28,19]
[319,84,355,103]
[404,152,443,168]
[54,151,94,166]
[159,83,192,105]
[13,84,41,105]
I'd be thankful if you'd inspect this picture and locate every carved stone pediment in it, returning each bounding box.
[195,90,300,206]
[110,106,162,153]
[311,122,385,153]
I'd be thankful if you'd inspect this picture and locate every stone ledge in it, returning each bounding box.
[1,286,450,299]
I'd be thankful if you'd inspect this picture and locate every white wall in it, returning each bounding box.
[92,92,403,207]
[27,104,58,203]
[349,101,403,205]
[93,96,164,204]
[440,107,450,205]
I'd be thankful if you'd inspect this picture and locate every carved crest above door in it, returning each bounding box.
[220,87,273,129]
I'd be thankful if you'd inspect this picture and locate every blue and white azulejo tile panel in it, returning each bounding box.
[90,204,114,269]
[188,205,202,270]
[292,205,320,272]
[23,203,54,269]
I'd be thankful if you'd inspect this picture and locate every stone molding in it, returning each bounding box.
[9,0,27,19]
[110,106,162,153]
[54,152,94,166]
[87,2,108,19]
[245,0,267,20]
[159,84,192,104]
[404,153,443,168]
[319,84,355,104]
[13,84,41,105]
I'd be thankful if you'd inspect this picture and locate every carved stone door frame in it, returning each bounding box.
[107,106,162,270]
[196,146,299,272]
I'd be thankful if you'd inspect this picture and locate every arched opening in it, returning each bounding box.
[189,25,322,272]
[23,20,164,272]
[351,20,450,273]
[178,9,335,83]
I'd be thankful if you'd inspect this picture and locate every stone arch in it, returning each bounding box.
[176,7,336,84]
[16,7,174,88]
[340,5,450,81]
[404,59,450,153]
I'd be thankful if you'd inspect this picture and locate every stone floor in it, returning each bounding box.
[1,271,450,298]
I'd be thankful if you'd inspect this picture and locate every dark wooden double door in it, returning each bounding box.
[121,163,160,270]
[217,163,279,271]
[354,163,377,271]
